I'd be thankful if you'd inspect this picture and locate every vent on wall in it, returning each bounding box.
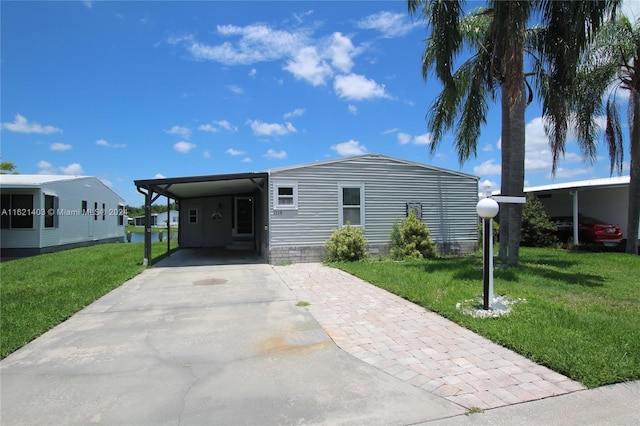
[406,201,422,218]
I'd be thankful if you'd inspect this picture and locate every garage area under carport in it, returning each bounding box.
[134,172,268,265]
[525,176,637,246]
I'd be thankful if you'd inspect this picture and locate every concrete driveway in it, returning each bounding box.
[0,249,465,425]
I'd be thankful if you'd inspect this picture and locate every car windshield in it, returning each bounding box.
[580,216,604,225]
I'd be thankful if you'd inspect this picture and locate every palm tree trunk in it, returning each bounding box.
[627,89,640,254]
[499,89,511,263]
[507,88,526,266]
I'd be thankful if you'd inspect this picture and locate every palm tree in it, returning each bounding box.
[567,16,639,254]
[408,0,618,265]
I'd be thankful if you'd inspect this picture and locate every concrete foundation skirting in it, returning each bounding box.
[267,240,477,264]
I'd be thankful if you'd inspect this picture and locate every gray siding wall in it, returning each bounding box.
[267,156,478,260]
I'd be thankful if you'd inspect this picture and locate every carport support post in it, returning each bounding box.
[144,190,153,266]
[572,191,579,244]
[167,196,171,255]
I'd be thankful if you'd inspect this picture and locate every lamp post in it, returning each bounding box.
[476,181,499,310]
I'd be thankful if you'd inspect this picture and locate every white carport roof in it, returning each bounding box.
[524,176,629,194]
[133,172,268,201]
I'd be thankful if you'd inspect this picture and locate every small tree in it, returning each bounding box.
[0,161,18,174]
[520,193,559,247]
[389,210,436,260]
[324,223,368,262]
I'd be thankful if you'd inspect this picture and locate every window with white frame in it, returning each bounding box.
[339,184,364,227]
[274,183,298,209]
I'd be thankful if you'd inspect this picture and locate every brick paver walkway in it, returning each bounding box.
[275,263,585,410]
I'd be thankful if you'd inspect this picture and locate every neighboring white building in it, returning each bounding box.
[135,154,480,264]
[0,175,125,257]
[525,176,638,242]
[133,210,179,227]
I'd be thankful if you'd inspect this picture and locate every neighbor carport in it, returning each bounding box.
[525,176,634,244]
[134,172,268,265]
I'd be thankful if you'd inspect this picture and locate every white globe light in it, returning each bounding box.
[476,198,499,219]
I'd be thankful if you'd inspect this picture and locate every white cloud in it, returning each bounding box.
[284,46,333,86]
[96,139,126,148]
[153,173,166,179]
[2,114,62,134]
[397,132,411,145]
[50,142,72,151]
[264,149,287,159]
[226,85,244,94]
[199,120,239,133]
[215,120,238,131]
[284,108,305,119]
[334,73,391,101]
[328,32,355,73]
[226,148,246,156]
[249,68,257,77]
[165,125,191,139]
[59,163,83,175]
[174,141,196,153]
[247,119,297,136]
[523,116,585,173]
[394,131,430,146]
[83,1,93,9]
[482,143,494,152]
[356,11,419,38]
[552,167,593,180]
[170,24,308,65]
[348,105,358,115]
[413,133,432,146]
[331,140,367,156]
[198,124,219,133]
[37,160,56,174]
[203,150,211,159]
[473,159,501,176]
[242,157,252,163]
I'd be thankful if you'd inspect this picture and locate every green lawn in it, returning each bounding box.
[0,241,176,359]
[331,247,640,388]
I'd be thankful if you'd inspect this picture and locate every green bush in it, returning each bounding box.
[324,223,369,262]
[390,210,436,260]
[521,193,559,247]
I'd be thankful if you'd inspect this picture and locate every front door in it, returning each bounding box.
[234,196,254,237]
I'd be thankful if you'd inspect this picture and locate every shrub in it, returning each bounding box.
[389,210,436,260]
[521,193,559,247]
[324,223,369,262]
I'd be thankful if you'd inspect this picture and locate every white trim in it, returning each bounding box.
[338,183,365,227]
[273,182,298,210]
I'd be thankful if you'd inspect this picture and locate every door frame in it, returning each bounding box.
[233,196,254,237]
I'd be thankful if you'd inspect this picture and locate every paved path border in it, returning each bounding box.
[275,263,585,410]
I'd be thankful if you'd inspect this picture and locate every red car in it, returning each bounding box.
[552,216,623,246]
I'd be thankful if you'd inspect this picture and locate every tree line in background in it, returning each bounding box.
[125,202,178,219]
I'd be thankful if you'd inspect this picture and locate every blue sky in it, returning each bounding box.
[2,1,638,206]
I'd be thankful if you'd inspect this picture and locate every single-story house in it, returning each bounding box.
[525,176,639,244]
[0,175,125,257]
[133,210,179,227]
[134,154,480,264]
